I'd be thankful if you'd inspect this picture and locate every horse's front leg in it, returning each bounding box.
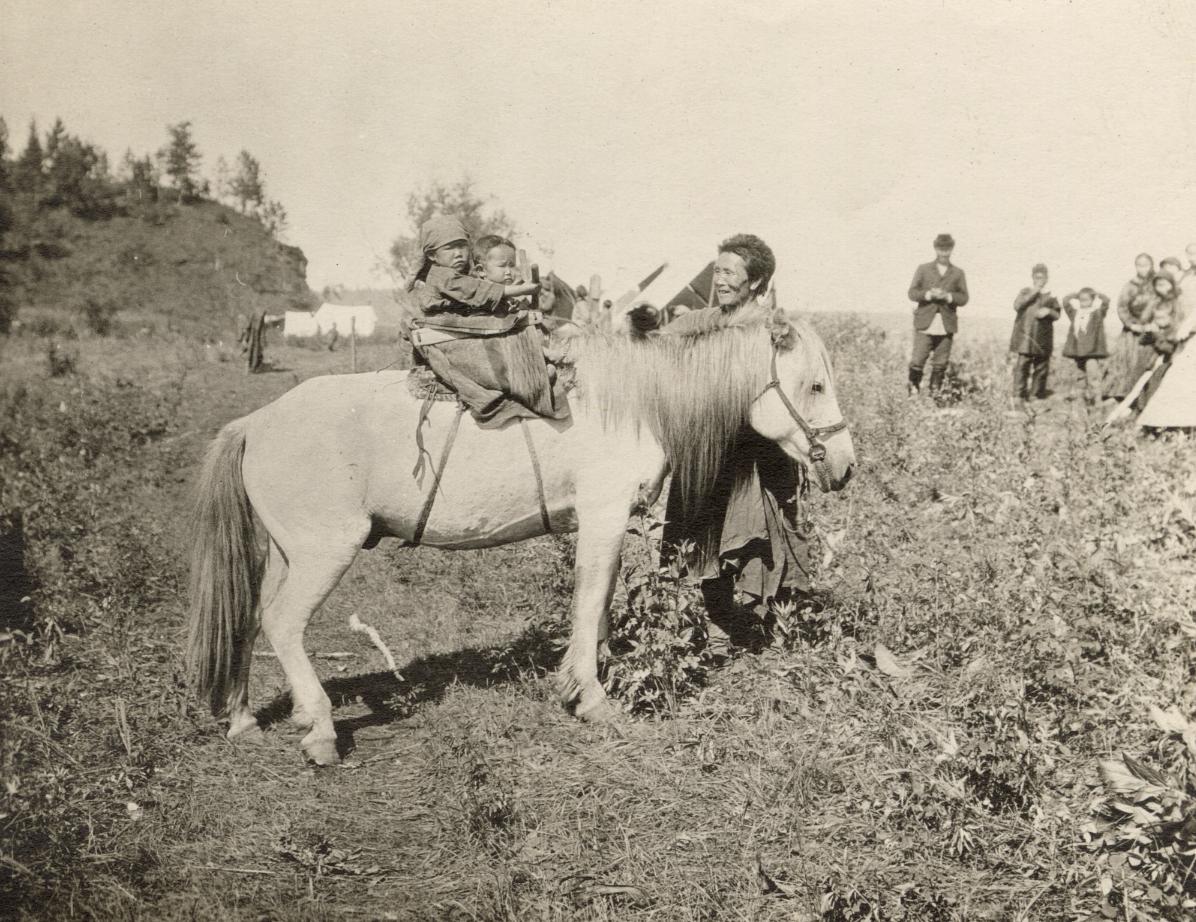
[558,497,628,723]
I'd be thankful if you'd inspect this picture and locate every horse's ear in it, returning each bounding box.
[767,306,796,350]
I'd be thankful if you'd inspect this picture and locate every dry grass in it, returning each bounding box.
[2,316,1195,920]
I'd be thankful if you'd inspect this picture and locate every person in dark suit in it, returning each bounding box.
[907,233,969,394]
[1009,263,1061,403]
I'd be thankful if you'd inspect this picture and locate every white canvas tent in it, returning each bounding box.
[313,303,377,337]
[283,311,320,338]
[628,257,714,313]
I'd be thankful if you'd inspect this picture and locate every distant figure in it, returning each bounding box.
[1151,259,1186,343]
[1059,287,1110,405]
[1110,273,1196,428]
[238,310,268,373]
[570,284,596,326]
[1107,253,1158,399]
[1181,243,1196,287]
[1009,263,1060,404]
[907,233,969,394]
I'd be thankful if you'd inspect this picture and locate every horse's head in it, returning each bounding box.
[749,311,856,492]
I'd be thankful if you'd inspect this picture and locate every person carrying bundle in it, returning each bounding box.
[404,215,568,427]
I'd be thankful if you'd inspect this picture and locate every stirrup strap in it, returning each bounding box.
[520,418,551,534]
[411,405,465,546]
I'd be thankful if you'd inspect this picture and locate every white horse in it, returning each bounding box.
[187,310,855,764]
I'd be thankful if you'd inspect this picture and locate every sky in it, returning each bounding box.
[3,0,1195,316]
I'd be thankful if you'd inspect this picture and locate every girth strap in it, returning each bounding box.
[411,405,465,546]
[520,418,552,534]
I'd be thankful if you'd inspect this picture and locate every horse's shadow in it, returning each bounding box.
[254,619,563,757]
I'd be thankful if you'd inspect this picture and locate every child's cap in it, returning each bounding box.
[1159,256,1183,273]
[419,214,469,254]
[406,214,470,291]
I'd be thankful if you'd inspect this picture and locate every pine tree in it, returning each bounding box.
[14,120,44,195]
[157,121,202,202]
[43,118,66,167]
[0,117,10,191]
[259,198,288,239]
[230,150,264,214]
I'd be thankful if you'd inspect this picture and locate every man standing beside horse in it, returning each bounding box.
[662,234,817,649]
[907,233,969,395]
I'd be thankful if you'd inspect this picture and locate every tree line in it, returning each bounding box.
[0,117,290,332]
[0,117,288,233]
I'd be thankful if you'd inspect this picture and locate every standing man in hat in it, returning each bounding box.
[907,233,969,394]
[1010,263,1061,404]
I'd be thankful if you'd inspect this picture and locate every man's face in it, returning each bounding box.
[431,240,470,272]
[1032,272,1048,288]
[1078,292,1095,308]
[713,251,756,307]
[935,246,954,264]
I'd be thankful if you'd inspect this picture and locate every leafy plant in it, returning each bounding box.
[602,514,712,714]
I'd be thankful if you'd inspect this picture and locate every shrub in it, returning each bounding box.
[602,514,712,714]
[44,340,76,377]
[77,296,118,335]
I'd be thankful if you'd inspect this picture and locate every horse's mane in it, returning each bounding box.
[570,317,818,524]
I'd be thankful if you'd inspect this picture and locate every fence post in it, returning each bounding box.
[350,315,357,373]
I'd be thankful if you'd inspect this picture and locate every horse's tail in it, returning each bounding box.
[186,420,260,717]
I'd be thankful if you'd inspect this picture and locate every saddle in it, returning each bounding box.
[406,309,570,428]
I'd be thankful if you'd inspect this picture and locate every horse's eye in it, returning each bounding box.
[812,382,824,394]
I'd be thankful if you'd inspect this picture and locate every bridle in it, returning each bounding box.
[761,348,848,487]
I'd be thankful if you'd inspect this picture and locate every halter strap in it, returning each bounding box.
[761,349,847,483]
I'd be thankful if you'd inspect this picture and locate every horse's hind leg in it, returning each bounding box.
[226,540,285,741]
[259,541,358,765]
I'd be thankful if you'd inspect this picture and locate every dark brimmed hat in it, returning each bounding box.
[934,233,955,249]
[1032,263,1048,276]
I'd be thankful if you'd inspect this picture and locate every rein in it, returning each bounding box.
[761,348,847,487]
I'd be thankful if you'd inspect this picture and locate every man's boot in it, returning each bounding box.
[907,366,923,395]
[928,365,946,394]
[701,577,766,652]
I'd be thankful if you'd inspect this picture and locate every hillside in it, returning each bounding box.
[6,199,315,337]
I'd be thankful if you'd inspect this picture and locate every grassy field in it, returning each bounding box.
[2,316,1195,921]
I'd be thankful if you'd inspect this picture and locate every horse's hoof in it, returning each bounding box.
[227,720,263,742]
[302,737,341,766]
[290,708,315,730]
[575,696,621,724]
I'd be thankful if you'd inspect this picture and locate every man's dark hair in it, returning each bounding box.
[718,233,775,294]
[472,234,514,265]
[575,285,588,299]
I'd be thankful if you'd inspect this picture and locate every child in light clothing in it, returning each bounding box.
[1060,288,1109,404]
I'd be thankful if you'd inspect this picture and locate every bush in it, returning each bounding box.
[77,296,118,335]
[44,340,77,377]
[602,514,712,714]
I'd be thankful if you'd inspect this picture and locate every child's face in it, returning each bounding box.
[431,240,470,273]
[478,244,517,284]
